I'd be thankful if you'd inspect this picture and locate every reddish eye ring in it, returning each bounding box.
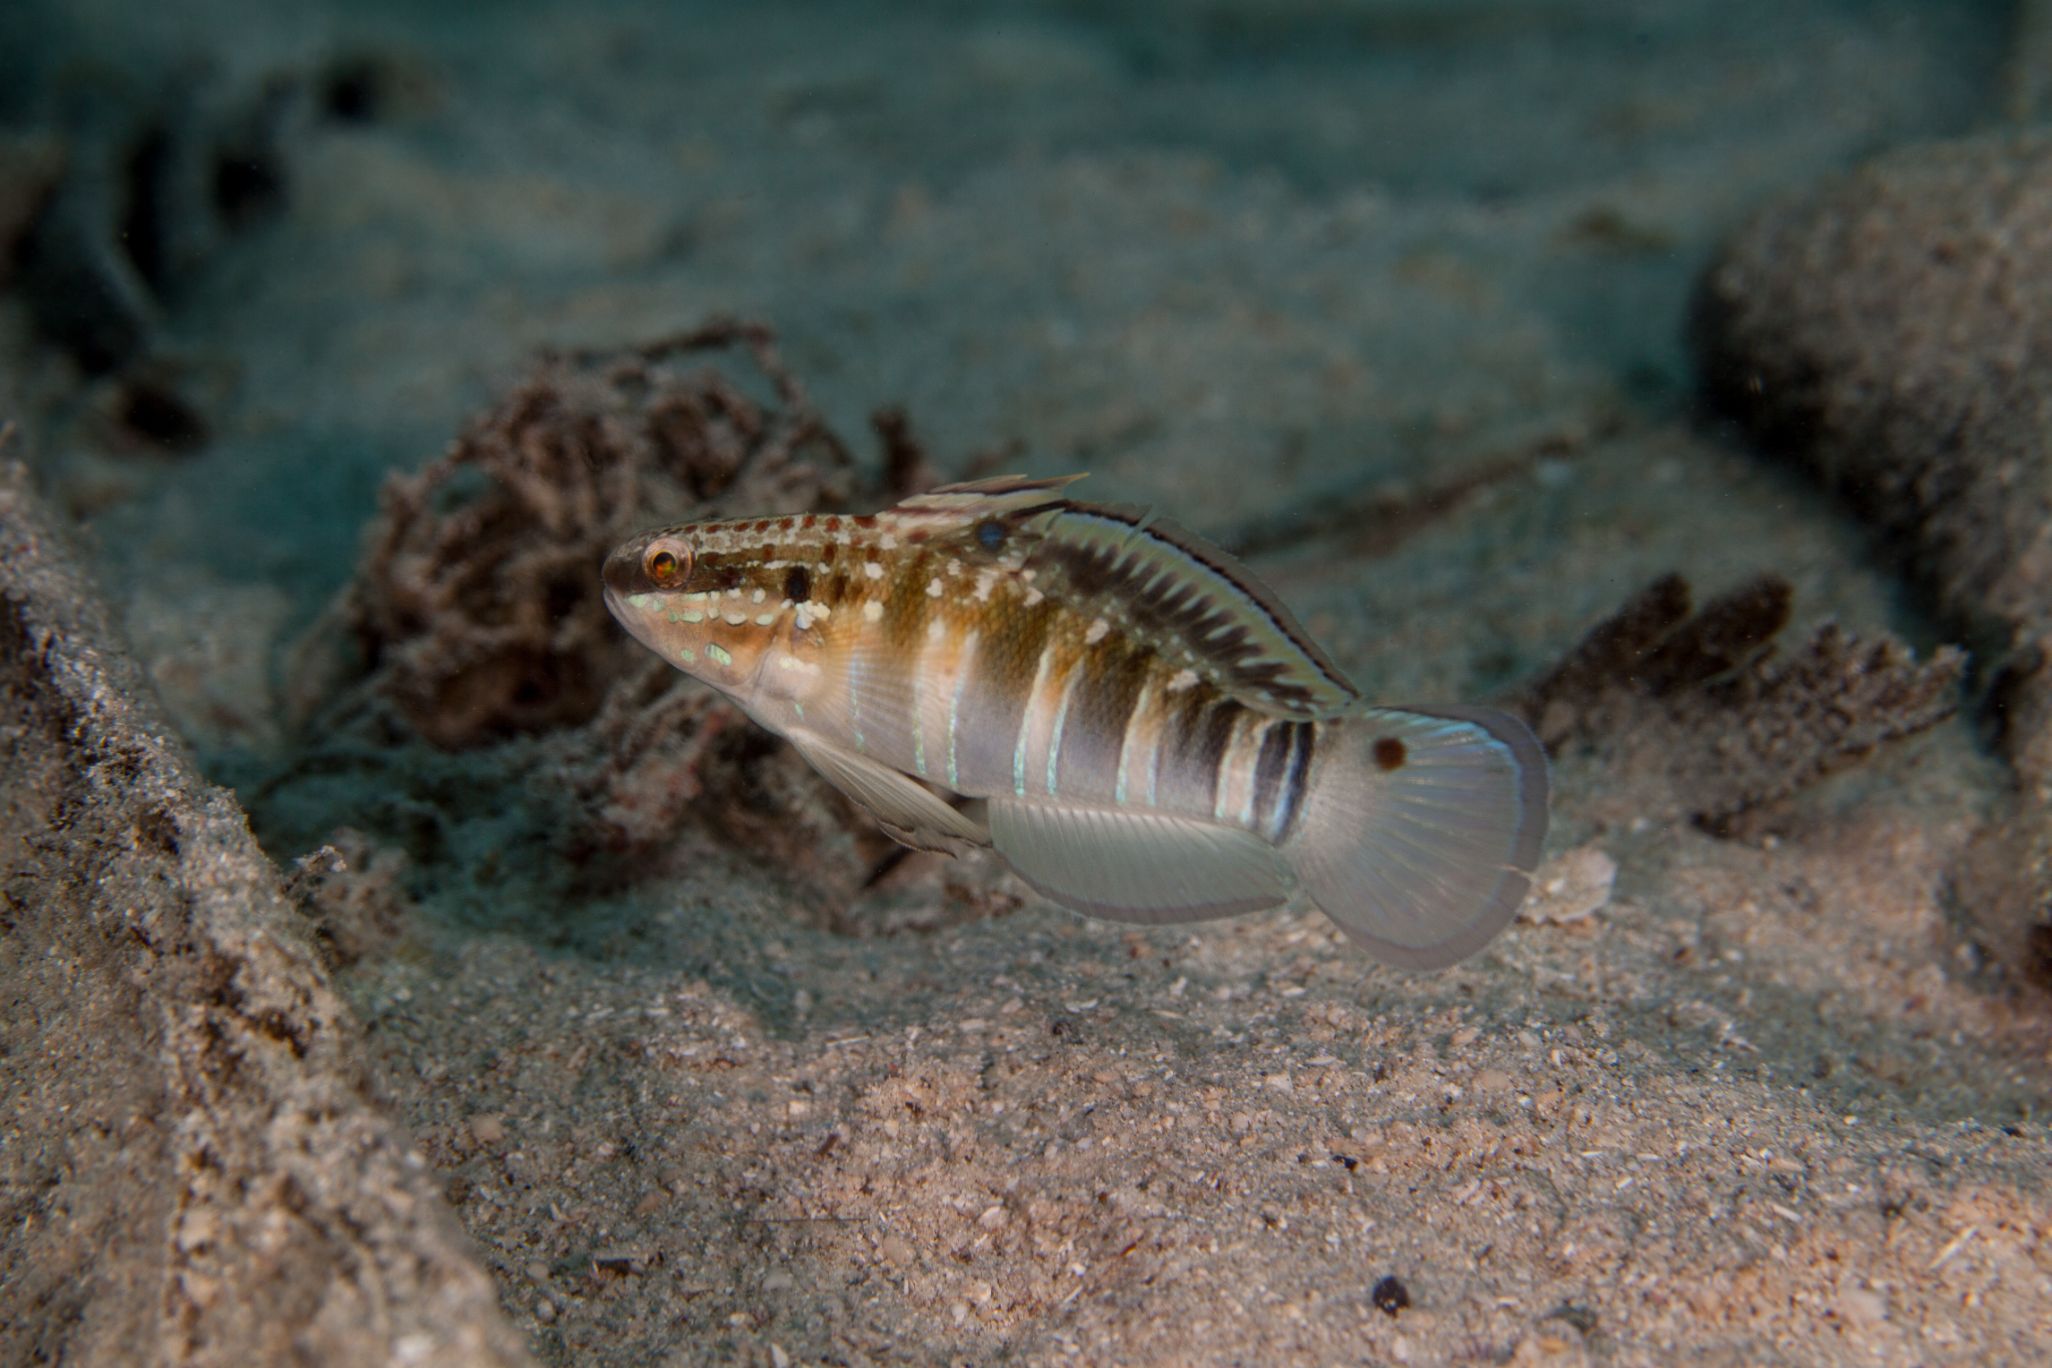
[645,545,687,586]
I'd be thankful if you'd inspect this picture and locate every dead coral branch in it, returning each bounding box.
[1514,574,1965,832]
[336,318,857,749]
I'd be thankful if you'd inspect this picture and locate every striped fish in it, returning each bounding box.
[602,475,1547,968]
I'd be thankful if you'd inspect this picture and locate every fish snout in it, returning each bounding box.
[602,538,651,603]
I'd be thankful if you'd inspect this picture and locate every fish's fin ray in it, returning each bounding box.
[894,473,1089,519]
[1028,504,1361,717]
[786,729,987,856]
[987,800,1290,923]
[1280,705,1548,969]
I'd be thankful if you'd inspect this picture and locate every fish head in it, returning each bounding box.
[602,522,792,696]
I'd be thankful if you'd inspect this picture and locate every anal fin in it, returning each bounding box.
[787,729,987,856]
[987,799,1290,924]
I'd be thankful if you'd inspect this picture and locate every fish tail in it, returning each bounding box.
[1279,704,1548,969]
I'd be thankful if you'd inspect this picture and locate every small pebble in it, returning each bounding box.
[1523,845,1618,925]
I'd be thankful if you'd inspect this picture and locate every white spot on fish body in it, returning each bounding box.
[864,562,884,580]
[926,577,943,597]
[751,587,766,604]
[1114,679,1151,807]
[1046,667,1081,797]
[862,600,884,623]
[948,630,980,790]
[706,643,733,667]
[723,610,748,626]
[1015,648,1057,798]
[754,612,776,626]
[1024,587,1044,607]
[1167,668,1198,692]
[1084,618,1110,645]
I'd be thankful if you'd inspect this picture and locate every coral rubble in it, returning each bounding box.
[336,318,856,749]
[1514,573,1964,833]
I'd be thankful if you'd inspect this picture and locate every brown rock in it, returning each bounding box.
[0,458,528,1365]
[1694,134,2052,978]
[1694,133,2052,773]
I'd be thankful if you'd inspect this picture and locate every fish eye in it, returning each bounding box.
[644,542,690,587]
[976,518,1005,551]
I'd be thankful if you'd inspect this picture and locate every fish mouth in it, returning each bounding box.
[599,582,673,660]
[600,581,653,651]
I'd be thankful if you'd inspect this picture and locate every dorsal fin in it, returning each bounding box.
[893,473,1088,521]
[891,473,1359,717]
[1034,502,1360,717]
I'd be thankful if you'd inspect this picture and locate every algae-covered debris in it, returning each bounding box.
[269,320,952,911]
[333,318,856,749]
[282,827,415,972]
[1515,573,1965,832]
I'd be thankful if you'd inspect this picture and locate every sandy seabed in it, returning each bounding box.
[3,2,2049,1363]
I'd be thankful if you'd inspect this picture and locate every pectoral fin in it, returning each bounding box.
[987,799,1291,923]
[786,729,987,856]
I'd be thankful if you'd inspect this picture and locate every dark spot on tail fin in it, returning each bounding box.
[1372,736,1407,771]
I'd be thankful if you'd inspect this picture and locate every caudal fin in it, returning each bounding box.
[1280,705,1548,969]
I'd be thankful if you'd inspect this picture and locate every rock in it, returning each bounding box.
[1694,133,2052,982]
[1694,133,2052,777]
[1522,845,1618,925]
[0,459,528,1365]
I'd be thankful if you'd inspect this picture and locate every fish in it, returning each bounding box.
[602,474,1548,968]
